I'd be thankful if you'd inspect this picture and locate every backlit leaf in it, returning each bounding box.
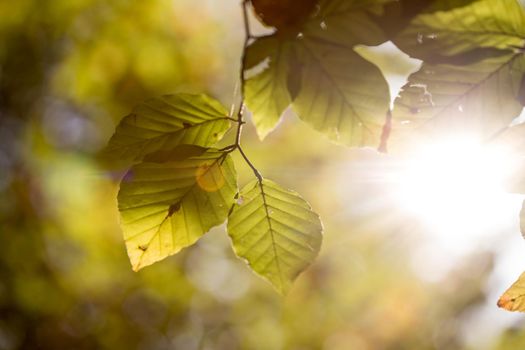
[292,39,390,146]
[103,93,231,164]
[244,0,391,146]
[304,0,392,47]
[291,0,391,146]
[244,36,293,140]
[498,271,525,312]
[394,0,525,60]
[393,52,525,141]
[227,179,323,294]
[118,149,237,271]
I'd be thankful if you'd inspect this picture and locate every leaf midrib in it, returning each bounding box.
[258,181,285,291]
[299,38,374,135]
[108,117,230,158]
[415,53,522,128]
[131,153,229,267]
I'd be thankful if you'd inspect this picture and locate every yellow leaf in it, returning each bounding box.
[497,271,525,312]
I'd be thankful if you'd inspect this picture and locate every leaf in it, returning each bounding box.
[394,0,525,61]
[118,149,237,271]
[244,36,293,140]
[304,0,392,48]
[292,38,390,146]
[498,271,525,312]
[227,179,323,294]
[142,144,207,163]
[375,0,443,38]
[243,0,391,146]
[291,0,391,146]
[392,52,525,141]
[102,93,231,164]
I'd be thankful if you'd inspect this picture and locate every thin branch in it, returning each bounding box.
[239,144,263,181]
[238,0,251,105]
[224,0,263,182]
[219,144,238,152]
[234,104,245,146]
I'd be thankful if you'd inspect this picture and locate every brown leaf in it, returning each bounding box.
[251,0,318,30]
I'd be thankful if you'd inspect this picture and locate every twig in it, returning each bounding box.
[224,0,263,182]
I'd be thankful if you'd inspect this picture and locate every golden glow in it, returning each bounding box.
[394,136,517,234]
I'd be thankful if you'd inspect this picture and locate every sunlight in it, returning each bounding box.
[394,136,518,236]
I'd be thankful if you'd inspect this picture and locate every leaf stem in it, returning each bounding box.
[226,0,263,182]
[238,144,263,181]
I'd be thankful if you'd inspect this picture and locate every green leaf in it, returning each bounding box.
[142,144,207,163]
[394,0,525,60]
[243,0,392,145]
[102,93,231,164]
[305,0,392,47]
[244,36,293,140]
[291,0,391,146]
[227,179,323,294]
[498,271,525,312]
[375,0,444,38]
[118,149,237,271]
[393,52,525,140]
[292,38,390,146]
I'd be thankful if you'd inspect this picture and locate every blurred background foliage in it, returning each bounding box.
[1,0,525,349]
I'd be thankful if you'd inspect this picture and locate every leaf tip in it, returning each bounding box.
[131,263,142,272]
[497,293,515,311]
[255,127,271,141]
[276,285,291,297]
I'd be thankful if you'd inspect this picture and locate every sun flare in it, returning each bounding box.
[394,136,518,234]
